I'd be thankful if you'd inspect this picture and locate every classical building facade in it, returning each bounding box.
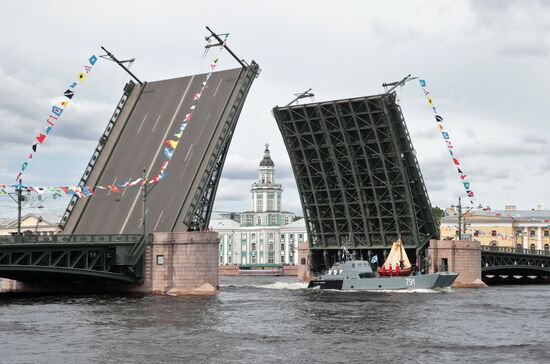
[211,145,307,265]
[0,213,60,236]
[440,206,550,251]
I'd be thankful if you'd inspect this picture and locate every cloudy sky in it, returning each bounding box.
[1,0,549,222]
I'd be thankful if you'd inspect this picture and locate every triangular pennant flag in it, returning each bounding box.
[36,133,46,144]
[210,63,217,71]
[61,101,69,108]
[452,158,460,166]
[190,105,196,110]
[165,140,178,150]
[463,182,470,189]
[32,143,37,152]
[84,65,92,74]
[457,168,463,174]
[174,132,182,139]
[64,89,74,99]
[180,123,188,132]
[45,126,52,135]
[184,113,193,121]
[164,147,174,159]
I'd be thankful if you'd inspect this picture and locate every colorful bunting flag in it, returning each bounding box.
[419,78,475,203]
[15,54,98,181]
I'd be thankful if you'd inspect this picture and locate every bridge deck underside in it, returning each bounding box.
[62,66,256,234]
[273,93,438,270]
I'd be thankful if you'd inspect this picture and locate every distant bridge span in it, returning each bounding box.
[481,245,550,284]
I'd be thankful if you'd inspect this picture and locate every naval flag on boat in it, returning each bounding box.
[370,255,378,264]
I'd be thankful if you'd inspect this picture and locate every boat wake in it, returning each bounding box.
[220,282,308,290]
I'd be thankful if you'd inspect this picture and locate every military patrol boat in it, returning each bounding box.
[308,243,458,291]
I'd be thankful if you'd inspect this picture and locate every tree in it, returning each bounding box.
[432,206,444,225]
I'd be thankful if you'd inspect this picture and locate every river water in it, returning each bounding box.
[0,276,548,363]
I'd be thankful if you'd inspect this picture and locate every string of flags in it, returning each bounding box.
[419,79,475,204]
[0,177,157,199]
[154,33,230,181]
[15,55,98,182]
[3,34,231,200]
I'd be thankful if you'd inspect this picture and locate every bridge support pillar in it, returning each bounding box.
[428,239,487,288]
[133,231,219,296]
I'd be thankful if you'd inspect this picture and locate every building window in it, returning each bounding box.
[516,243,522,249]
[252,256,257,264]
[491,230,497,237]
[241,233,247,241]
[228,243,232,252]
[252,243,256,251]
[228,256,232,264]
[280,243,285,251]
[156,255,164,265]
[474,230,479,237]
[545,230,549,237]
[280,234,285,241]
[242,243,247,251]
[271,215,277,225]
[257,216,262,225]
[252,233,256,241]
[269,243,274,251]
[544,244,549,251]
[269,232,274,240]
[219,256,223,263]
[298,233,303,242]
[268,257,274,264]
[530,230,536,237]
[530,244,536,251]
[490,241,498,247]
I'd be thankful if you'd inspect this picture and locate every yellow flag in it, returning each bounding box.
[427,97,433,105]
[78,72,86,82]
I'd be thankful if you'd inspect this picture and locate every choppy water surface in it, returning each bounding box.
[0,277,549,363]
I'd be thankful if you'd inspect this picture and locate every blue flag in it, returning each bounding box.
[370,255,378,264]
[419,79,426,87]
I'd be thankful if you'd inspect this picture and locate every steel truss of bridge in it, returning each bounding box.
[481,245,550,283]
[273,93,438,271]
[0,234,149,283]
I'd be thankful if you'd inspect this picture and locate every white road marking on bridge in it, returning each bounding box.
[184,144,194,162]
[154,210,164,231]
[151,114,162,132]
[213,78,223,98]
[137,114,148,133]
[119,76,196,234]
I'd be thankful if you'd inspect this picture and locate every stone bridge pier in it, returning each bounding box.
[428,239,487,288]
[133,231,219,295]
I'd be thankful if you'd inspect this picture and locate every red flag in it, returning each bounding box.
[452,158,460,166]
[28,154,33,159]
[107,185,120,192]
[184,113,192,121]
[460,174,468,180]
[60,187,69,194]
[36,133,46,144]
[193,93,201,101]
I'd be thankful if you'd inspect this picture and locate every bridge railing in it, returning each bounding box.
[481,245,550,256]
[0,234,142,245]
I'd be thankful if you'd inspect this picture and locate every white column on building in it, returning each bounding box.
[537,227,542,250]
[523,228,528,249]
